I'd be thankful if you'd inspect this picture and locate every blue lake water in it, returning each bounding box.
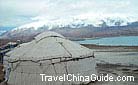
[76,36,138,46]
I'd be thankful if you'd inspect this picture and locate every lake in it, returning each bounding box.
[76,36,138,46]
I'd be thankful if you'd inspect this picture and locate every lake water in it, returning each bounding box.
[76,36,138,46]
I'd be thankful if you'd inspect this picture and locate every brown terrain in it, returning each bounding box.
[0,39,17,47]
[0,64,4,83]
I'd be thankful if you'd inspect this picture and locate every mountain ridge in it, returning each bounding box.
[1,16,138,40]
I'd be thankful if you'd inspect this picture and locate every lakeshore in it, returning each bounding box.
[82,44,138,85]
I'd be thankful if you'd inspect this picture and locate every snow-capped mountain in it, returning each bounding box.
[0,30,6,35]
[11,16,138,32]
[1,16,138,39]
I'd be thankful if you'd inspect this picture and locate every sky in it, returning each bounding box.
[0,0,138,28]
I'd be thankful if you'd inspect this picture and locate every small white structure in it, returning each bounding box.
[4,31,97,85]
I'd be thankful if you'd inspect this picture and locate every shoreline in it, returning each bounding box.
[81,44,138,51]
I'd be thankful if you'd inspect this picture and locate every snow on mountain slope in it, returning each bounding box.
[1,15,138,39]
[11,15,138,32]
[0,30,6,35]
[11,21,47,31]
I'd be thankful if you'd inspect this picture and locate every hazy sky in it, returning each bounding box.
[0,0,138,27]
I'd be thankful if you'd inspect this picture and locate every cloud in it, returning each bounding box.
[0,0,138,27]
[0,0,48,27]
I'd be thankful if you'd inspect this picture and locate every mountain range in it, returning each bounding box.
[1,16,138,41]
